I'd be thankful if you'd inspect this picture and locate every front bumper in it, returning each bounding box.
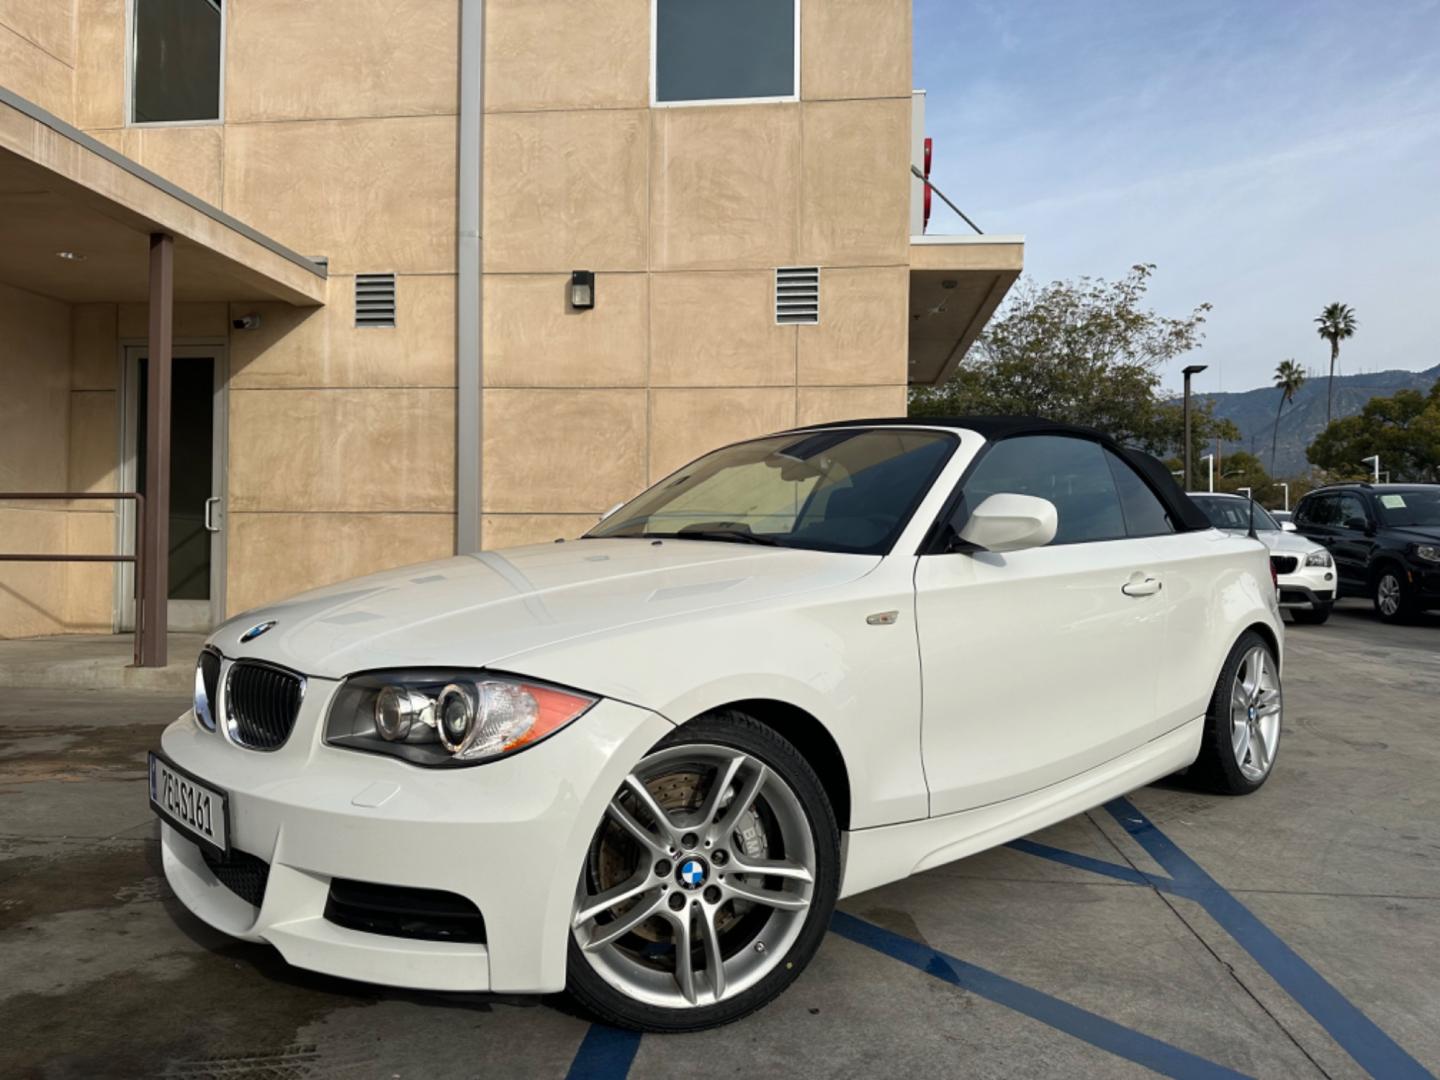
[158,682,672,994]
[1276,563,1335,609]
[1407,564,1440,608]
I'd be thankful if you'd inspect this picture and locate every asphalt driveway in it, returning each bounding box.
[2,601,1437,1079]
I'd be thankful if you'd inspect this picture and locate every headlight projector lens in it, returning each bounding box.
[437,684,478,752]
[375,685,432,742]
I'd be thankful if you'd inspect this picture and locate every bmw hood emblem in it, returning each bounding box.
[240,620,276,643]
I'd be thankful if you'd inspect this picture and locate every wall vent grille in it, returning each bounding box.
[775,266,819,325]
[355,273,397,328]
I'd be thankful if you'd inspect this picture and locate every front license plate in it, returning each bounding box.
[148,751,229,858]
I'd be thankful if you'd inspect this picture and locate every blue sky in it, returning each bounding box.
[913,0,1440,395]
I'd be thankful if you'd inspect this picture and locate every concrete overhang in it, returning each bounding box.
[908,234,1024,387]
[0,87,326,307]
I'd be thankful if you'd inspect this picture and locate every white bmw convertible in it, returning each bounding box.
[150,417,1283,1031]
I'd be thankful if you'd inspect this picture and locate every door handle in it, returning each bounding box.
[1122,574,1162,598]
[204,496,222,533]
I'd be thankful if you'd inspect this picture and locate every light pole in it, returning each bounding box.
[1361,455,1380,483]
[1182,364,1208,492]
[1200,452,1215,493]
[1279,482,1289,511]
[1238,486,1252,499]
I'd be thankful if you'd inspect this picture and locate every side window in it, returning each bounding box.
[1104,449,1175,537]
[653,0,798,105]
[1298,495,1333,527]
[132,0,224,124]
[1336,493,1370,529]
[959,436,1127,545]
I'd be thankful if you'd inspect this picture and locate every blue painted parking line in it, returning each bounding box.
[565,1023,642,1080]
[1007,836,1167,889]
[832,911,1248,1079]
[1102,797,1434,1080]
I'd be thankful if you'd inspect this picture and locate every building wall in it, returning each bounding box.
[479,0,913,547]
[0,281,73,637]
[0,0,75,120]
[66,0,462,615]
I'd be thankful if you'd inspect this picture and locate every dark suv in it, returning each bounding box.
[1292,484,1440,622]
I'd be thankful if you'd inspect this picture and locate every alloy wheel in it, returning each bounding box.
[572,744,817,1009]
[1229,646,1281,782]
[1377,573,1402,618]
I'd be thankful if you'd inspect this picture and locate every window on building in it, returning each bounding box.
[653,0,798,105]
[132,0,223,124]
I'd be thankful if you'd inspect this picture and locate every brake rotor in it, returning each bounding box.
[594,767,769,943]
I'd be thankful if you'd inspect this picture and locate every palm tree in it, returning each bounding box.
[1314,302,1357,424]
[1270,359,1305,473]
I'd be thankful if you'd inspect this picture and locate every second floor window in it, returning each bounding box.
[654,0,798,106]
[132,0,223,124]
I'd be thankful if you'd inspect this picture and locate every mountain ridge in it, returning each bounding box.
[1188,363,1440,476]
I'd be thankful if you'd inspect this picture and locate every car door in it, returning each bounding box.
[914,435,1172,817]
[1329,492,1378,590]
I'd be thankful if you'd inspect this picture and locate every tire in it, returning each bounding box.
[1189,631,1282,795]
[1373,566,1414,623]
[1289,602,1332,625]
[566,711,841,1032]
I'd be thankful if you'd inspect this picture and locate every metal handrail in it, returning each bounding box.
[0,492,148,666]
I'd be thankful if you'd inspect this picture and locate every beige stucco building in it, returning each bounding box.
[0,0,1022,644]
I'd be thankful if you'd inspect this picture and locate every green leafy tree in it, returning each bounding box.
[910,264,1237,456]
[1216,450,1271,497]
[1270,359,1306,474]
[1307,380,1440,482]
[1314,302,1357,424]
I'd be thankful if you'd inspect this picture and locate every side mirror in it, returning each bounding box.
[598,501,624,523]
[955,493,1058,554]
[1281,521,1297,532]
[1343,516,1368,531]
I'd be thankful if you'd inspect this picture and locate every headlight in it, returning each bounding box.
[324,671,597,767]
[1304,549,1333,567]
[1414,544,1440,564]
[194,648,221,731]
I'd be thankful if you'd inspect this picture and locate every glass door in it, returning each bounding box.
[119,346,227,633]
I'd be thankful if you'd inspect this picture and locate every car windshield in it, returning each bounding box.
[1191,496,1281,532]
[587,429,956,555]
[1375,488,1440,527]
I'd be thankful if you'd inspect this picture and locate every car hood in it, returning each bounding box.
[1257,529,1323,556]
[208,539,880,680]
[1217,528,1321,556]
[1384,525,1440,545]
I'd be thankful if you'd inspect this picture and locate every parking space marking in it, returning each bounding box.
[832,910,1250,1079]
[565,1023,643,1080]
[1100,797,1434,1080]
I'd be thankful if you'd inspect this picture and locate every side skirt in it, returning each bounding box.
[838,717,1203,898]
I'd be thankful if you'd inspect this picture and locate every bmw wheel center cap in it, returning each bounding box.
[677,857,709,890]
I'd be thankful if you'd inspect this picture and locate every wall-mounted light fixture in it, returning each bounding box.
[570,270,595,310]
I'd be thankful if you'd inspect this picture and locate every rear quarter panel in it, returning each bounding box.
[1152,529,1282,730]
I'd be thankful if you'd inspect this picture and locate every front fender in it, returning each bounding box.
[497,562,928,829]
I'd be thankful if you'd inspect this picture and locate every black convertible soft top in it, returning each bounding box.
[788,415,1213,533]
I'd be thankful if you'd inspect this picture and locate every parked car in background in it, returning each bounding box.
[1190,493,1336,624]
[1292,483,1440,622]
[149,418,1283,1031]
